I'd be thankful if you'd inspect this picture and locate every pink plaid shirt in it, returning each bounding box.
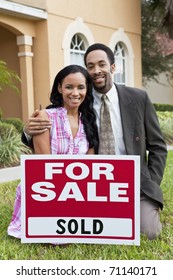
[46,107,89,154]
[7,107,89,238]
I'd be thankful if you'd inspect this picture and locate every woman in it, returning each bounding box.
[7,65,99,239]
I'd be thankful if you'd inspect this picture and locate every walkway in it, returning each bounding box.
[0,165,20,183]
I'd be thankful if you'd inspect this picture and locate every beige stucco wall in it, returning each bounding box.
[0,13,37,120]
[0,25,21,117]
[46,0,141,84]
[0,0,142,121]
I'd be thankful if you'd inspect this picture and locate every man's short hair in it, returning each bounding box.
[84,43,115,66]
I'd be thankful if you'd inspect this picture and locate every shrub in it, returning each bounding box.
[2,117,24,134]
[157,111,173,121]
[0,60,20,93]
[153,103,173,112]
[0,122,31,168]
[0,122,17,137]
[157,111,173,144]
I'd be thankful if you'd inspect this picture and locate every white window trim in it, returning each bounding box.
[114,42,126,85]
[109,28,134,87]
[62,17,95,66]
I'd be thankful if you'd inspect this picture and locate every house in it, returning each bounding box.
[0,0,142,121]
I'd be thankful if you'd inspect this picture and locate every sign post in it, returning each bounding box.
[21,155,140,245]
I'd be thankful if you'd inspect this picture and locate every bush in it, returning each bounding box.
[156,111,173,121]
[2,117,24,134]
[157,111,173,144]
[0,122,31,168]
[0,122,17,137]
[0,60,20,93]
[153,103,173,112]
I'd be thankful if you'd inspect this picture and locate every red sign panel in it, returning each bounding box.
[21,155,140,245]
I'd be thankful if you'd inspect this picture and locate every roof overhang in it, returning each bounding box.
[0,0,47,20]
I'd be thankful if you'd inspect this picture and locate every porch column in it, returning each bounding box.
[17,35,34,122]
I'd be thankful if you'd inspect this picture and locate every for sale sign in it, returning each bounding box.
[21,155,140,245]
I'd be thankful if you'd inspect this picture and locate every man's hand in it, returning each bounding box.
[23,109,52,136]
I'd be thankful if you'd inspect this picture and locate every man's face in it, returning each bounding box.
[85,50,115,94]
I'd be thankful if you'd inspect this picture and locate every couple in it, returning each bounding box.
[8,43,167,241]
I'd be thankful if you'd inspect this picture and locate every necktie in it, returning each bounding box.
[99,94,115,154]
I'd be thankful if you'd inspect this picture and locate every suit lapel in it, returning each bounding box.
[116,84,136,154]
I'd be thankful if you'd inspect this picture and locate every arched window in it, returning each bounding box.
[109,28,135,86]
[62,17,94,67]
[70,34,86,66]
[114,42,126,85]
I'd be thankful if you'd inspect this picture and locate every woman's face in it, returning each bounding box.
[58,72,87,110]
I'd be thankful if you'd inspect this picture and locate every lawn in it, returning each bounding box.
[0,151,173,260]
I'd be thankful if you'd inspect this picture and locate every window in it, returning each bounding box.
[62,17,94,67]
[114,42,126,85]
[70,34,86,66]
[110,28,134,86]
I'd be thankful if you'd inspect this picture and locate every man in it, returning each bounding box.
[23,43,167,240]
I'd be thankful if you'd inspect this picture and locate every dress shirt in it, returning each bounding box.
[93,85,126,155]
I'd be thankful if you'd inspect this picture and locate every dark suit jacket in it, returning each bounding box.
[116,84,167,209]
[22,84,167,209]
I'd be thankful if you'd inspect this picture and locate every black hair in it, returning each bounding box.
[84,43,115,66]
[46,64,99,153]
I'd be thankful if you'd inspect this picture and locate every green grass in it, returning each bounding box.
[0,151,173,260]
